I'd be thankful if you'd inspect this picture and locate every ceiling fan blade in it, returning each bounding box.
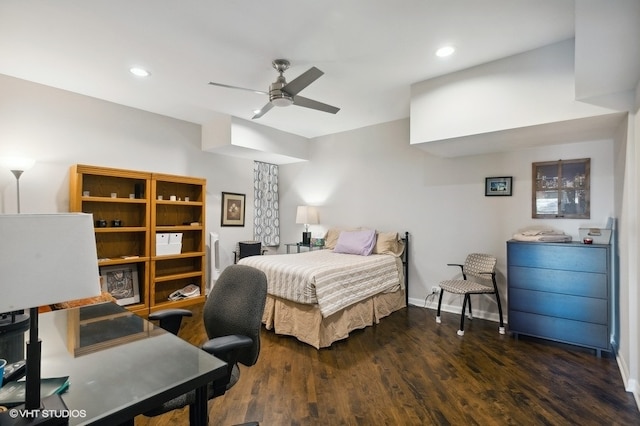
[208,81,268,95]
[252,102,275,119]
[281,67,324,96]
[293,96,340,114]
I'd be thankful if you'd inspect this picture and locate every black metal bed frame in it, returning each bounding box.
[401,231,409,306]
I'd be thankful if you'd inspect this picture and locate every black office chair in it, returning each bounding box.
[435,253,505,336]
[145,264,267,422]
[233,240,267,263]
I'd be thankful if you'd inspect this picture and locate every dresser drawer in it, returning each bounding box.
[509,288,607,324]
[509,311,609,350]
[507,242,608,273]
[508,265,607,298]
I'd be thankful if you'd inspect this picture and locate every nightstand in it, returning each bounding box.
[285,243,324,254]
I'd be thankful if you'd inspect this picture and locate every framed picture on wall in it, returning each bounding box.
[485,176,513,196]
[221,192,246,226]
[100,265,140,306]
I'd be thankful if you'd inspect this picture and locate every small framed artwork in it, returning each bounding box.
[221,192,246,226]
[485,176,513,196]
[100,265,140,306]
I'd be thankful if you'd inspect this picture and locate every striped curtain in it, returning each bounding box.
[253,161,280,246]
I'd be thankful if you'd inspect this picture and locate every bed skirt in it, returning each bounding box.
[262,289,406,349]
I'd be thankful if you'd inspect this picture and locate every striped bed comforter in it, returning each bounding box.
[238,249,403,318]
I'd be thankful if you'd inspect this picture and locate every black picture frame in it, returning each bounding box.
[485,176,513,196]
[221,192,246,226]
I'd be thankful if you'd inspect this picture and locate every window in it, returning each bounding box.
[532,158,590,219]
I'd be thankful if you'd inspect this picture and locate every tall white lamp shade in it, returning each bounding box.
[0,213,100,312]
[0,213,100,416]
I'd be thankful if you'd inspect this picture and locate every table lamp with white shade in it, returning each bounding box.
[0,213,101,424]
[295,206,318,245]
[0,157,35,376]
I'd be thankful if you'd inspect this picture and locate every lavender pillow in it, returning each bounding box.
[333,229,377,256]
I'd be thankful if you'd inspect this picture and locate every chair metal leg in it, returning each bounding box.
[494,290,506,334]
[435,288,444,324]
[458,295,468,336]
[467,295,473,319]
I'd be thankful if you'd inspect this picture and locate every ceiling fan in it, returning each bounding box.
[208,59,340,119]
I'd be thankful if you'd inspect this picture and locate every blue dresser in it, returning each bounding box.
[507,240,611,356]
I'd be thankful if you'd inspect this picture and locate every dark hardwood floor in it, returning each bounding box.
[135,304,639,426]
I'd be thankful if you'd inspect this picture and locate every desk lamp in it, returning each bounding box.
[0,214,100,425]
[295,206,318,245]
[0,157,35,366]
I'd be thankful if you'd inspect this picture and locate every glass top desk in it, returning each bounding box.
[1,303,226,426]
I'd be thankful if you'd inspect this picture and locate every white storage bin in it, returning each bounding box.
[156,242,182,256]
[156,232,181,255]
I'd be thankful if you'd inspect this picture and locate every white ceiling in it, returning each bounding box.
[0,0,584,140]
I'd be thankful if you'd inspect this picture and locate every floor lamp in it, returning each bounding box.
[1,156,35,214]
[0,214,101,425]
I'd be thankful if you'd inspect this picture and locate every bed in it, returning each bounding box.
[238,230,409,348]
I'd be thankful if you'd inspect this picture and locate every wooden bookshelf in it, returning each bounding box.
[150,173,206,313]
[69,165,206,316]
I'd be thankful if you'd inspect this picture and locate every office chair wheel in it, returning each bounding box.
[499,326,505,335]
[435,316,441,324]
[457,329,464,336]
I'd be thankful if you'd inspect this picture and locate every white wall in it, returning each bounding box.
[616,82,640,405]
[201,113,311,164]
[0,73,256,268]
[633,86,640,404]
[279,118,615,321]
[410,40,616,146]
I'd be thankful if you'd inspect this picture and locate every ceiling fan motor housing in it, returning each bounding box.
[269,76,294,107]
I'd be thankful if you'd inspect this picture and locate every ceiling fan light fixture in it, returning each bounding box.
[271,96,294,107]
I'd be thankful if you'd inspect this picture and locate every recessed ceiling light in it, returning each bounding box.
[129,67,150,77]
[435,46,455,58]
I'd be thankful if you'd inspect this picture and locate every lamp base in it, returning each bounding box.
[0,394,69,425]
[302,232,311,245]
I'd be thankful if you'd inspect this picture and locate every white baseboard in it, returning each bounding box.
[615,349,640,410]
[629,379,639,410]
[408,296,504,323]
